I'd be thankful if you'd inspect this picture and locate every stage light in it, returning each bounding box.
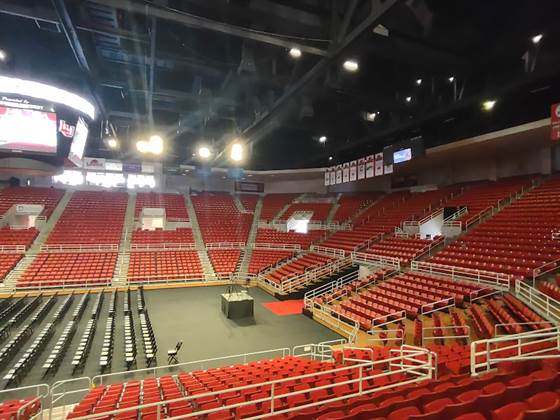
[0,49,7,62]
[328,156,333,161]
[365,112,378,122]
[416,78,422,85]
[107,138,118,149]
[405,96,412,103]
[289,47,302,59]
[482,99,496,111]
[230,142,244,162]
[342,59,359,72]
[531,34,543,44]
[149,135,163,155]
[136,140,149,153]
[319,136,327,143]
[448,76,455,83]
[198,146,211,159]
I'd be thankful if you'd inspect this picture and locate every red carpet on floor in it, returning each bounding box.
[262,300,304,316]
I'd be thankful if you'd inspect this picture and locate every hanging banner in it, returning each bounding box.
[374,153,384,176]
[349,160,357,181]
[342,162,350,183]
[384,163,394,174]
[330,168,336,185]
[324,168,330,186]
[335,164,343,184]
[365,155,374,178]
[357,158,365,180]
[551,103,560,141]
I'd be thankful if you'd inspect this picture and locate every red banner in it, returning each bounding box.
[551,103,560,141]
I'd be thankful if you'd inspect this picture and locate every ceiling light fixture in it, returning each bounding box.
[149,135,163,155]
[0,49,7,62]
[415,78,422,85]
[531,34,543,44]
[230,142,244,162]
[289,47,302,59]
[198,146,211,159]
[342,59,359,72]
[365,112,379,122]
[319,136,327,143]
[136,140,149,153]
[482,99,497,111]
[107,138,118,149]
[405,96,412,103]
[328,156,333,161]
[448,76,455,83]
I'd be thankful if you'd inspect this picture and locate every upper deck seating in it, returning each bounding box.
[332,193,380,223]
[259,194,298,222]
[255,229,323,249]
[0,187,64,218]
[264,252,334,285]
[0,253,24,282]
[247,249,294,274]
[134,192,188,220]
[280,203,333,223]
[131,228,195,245]
[363,235,443,265]
[239,194,258,212]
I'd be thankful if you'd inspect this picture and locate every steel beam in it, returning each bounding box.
[337,0,359,43]
[88,0,328,56]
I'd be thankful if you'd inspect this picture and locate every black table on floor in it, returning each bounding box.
[221,291,254,319]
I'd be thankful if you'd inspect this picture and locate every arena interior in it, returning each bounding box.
[0,1,559,419]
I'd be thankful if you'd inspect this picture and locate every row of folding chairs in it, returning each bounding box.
[0,323,33,371]
[124,288,136,370]
[30,296,57,326]
[124,288,131,315]
[137,287,145,313]
[91,293,104,320]
[0,297,25,325]
[108,290,116,316]
[72,293,89,321]
[52,294,73,323]
[6,296,41,329]
[43,321,76,377]
[2,322,54,388]
[139,311,157,367]
[72,319,96,374]
[100,293,117,372]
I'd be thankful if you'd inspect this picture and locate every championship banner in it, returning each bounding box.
[324,168,330,186]
[374,153,384,176]
[349,160,357,181]
[384,163,394,174]
[342,162,350,183]
[330,168,336,185]
[335,164,343,184]
[357,158,365,180]
[365,155,374,178]
[551,103,560,141]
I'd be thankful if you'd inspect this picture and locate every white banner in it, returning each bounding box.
[358,158,365,180]
[335,165,342,184]
[384,163,393,174]
[83,157,106,170]
[349,160,357,181]
[324,169,330,186]
[365,155,374,178]
[374,153,383,176]
[342,163,350,183]
[330,170,336,185]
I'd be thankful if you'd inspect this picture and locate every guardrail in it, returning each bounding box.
[403,208,444,228]
[0,383,49,420]
[351,251,401,272]
[464,206,493,230]
[280,257,353,294]
[421,296,455,315]
[422,325,470,346]
[205,242,246,249]
[552,231,560,241]
[0,244,27,253]
[370,310,405,330]
[410,260,510,290]
[303,269,360,309]
[62,345,433,420]
[39,244,119,252]
[130,243,196,251]
[252,243,301,251]
[15,278,114,291]
[310,245,346,258]
[367,329,404,346]
[444,206,468,223]
[412,236,445,261]
[515,280,560,324]
[50,377,91,420]
[531,257,560,286]
[470,326,560,376]
[314,306,360,343]
[494,322,554,337]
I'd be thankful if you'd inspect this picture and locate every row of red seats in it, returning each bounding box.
[0,253,23,282]
[128,251,203,282]
[0,227,38,248]
[259,193,299,222]
[134,192,188,220]
[470,304,495,339]
[280,202,333,223]
[0,186,64,218]
[331,193,380,223]
[255,229,323,249]
[312,270,388,307]
[502,294,552,330]
[131,228,195,244]
[538,281,560,301]
[239,194,258,212]
[247,249,294,274]
[207,249,241,275]
[363,235,442,265]
[263,252,333,285]
[0,397,41,420]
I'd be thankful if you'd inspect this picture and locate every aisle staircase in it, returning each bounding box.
[2,189,74,289]
[232,194,250,213]
[113,192,136,286]
[238,196,263,274]
[325,200,340,224]
[272,194,304,223]
[185,195,216,278]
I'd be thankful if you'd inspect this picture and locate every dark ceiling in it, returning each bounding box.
[0,0,559,171]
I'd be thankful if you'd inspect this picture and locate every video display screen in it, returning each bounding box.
[68,117,88,165]
[393,148,412,164]
[0,106,58,154]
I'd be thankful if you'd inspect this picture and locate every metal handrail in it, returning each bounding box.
[350,251,401,272]
[515,280,560,324]
[422,325,470,346]
[0,383,49,420]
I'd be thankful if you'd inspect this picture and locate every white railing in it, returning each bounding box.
[351,251,401,272]
[127,273,231,285]
[314,306,360,343]
[444,206,468,222]
[410,260,510,290]
[280,257,352,294]
[422,325,470,346]
[464,206,493,230]
[205,242,246,249]
[403,208,443,228]
[0,244,27,253]
[130,242,196,251]
[252,243,301,251]
[470,326,560,376]
[303,269,359,309]
[369,310,405,330]
[50,377,92,420]
[62,345,433,420]
[15,278,114,291]
[421,296,455,315]
[310,245,346,258]
[367,329,404,346]
[494,322,554,337]
[257,220,351,232]
[531,257,560,286]
[412,236,445,261]
[0,383,49,420]
[39,244,119,252]
[515,280,560,324]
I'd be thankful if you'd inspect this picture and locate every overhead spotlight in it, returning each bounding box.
[319,136,327,143]
[198,146,211,159]
[482,99,497,111]
[149,135,163,155]
[531,34,543,44]
[365,112,379,122]
[405,96,412,103]
[289,47,302,59]
[107,138,118,149]
[230,142,244,162]
[328,156,333,161]
[415,78,422,85]
[448,76,455,83]
[0,49,7,62]
[342,59,359,72]
[136,140,149,153]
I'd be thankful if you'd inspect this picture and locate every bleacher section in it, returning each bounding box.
[128,251,203,283]
[207,249,241,276]
[0,227,38,249]
[255,229,323,249]
[0,187,64,218]
[280,202,333,222]
[264,252,333,285]
[259,193,298,222]
[247,249,294,274]
[191,193,252,243]
[362,235,443,265]
[46,191,128,245]
[239,194,258,212]
[332,193,379,223]
[0,254,25,282]
[134,192,188,221]
[429,177,560,281]
[131,228,194,245]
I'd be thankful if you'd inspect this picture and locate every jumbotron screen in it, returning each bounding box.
[0,106,58,154]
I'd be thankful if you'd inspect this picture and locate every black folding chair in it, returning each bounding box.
[167,341,182,364]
